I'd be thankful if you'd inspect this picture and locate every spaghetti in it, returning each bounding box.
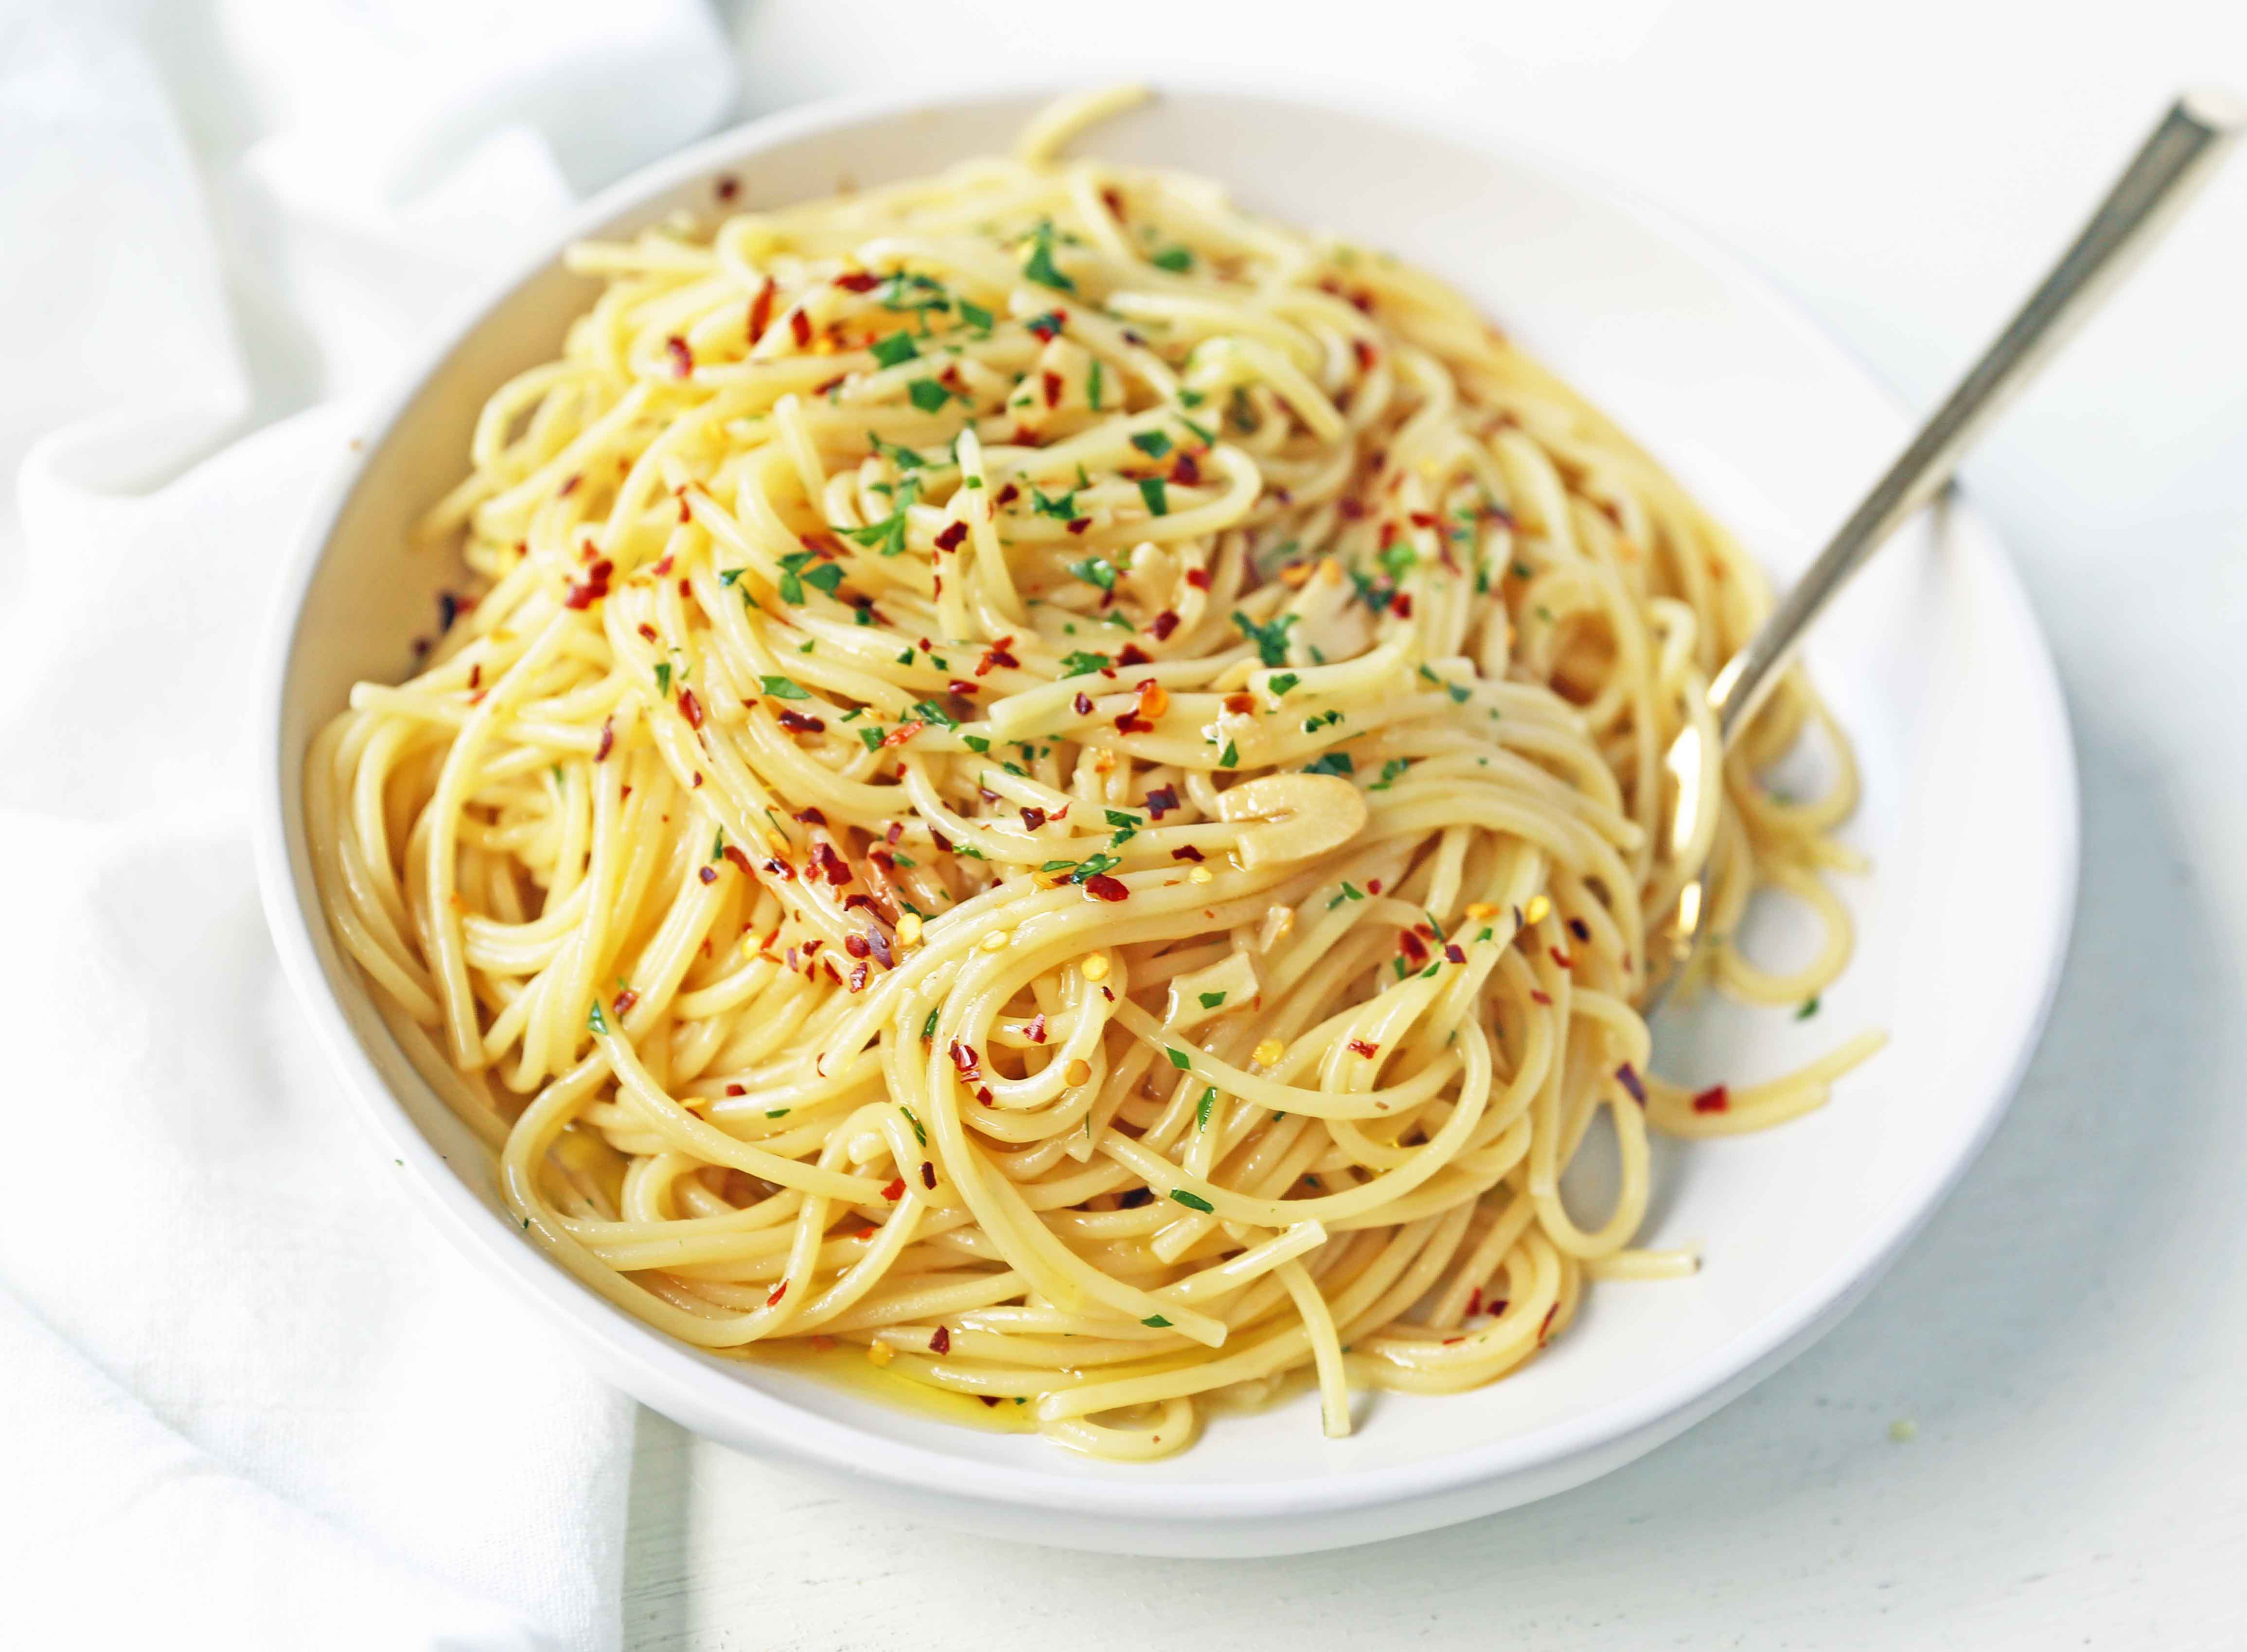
[308,89,1877,1459]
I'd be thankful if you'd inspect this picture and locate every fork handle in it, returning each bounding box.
[1711,87,2243,739]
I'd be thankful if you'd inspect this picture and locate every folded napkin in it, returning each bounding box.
[0,3,737,1645]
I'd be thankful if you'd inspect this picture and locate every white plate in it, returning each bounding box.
[252,82,2077,1558]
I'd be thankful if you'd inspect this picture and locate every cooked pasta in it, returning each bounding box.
[307,88,1877,1459]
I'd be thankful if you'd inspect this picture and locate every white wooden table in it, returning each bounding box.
[627,2,2247,1644]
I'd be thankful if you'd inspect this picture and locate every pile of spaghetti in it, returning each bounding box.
[309,90,1876,1459]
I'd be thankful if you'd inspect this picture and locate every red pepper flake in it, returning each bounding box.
[690,772,703,788]
[920,1161,937,1190]
[1348,1039,1380,1058]
[557,474,581,499]
[1170,845,1204,862]
[949,1040,980,1074]
[595,718,614,761]
[748,280,775,342]
[1185,567,1211,590]
[612,988,639,1018]
[1083,873,1130,902]
[698,865,718,885]
[1171,451,1201,486]
[725,1083,746,1097]
[947,679,978,698]
[766,1282,787,1306]
[882,1177,905,1201]
[930,1325,951,1354]
[1027,311,1065,341]
[1041,369,1063,408]
[834,270,881,292]
[1352,338,1378,371]
[1134,609,1175,644]
[934,521,968,552]
[867,929,894,968]
[1538,1303,1558,1343]
[1138,786,1176,818]
[845,933,871,960]
[723,845,753,877]
[994,482,1020,506]
[636,622,659,642]
[778,709,825,733]
[1692,1085,1731,1114]
[1365,879,1383,896]
[716,174,739,202]
[974,1086,993,1105]
[651,554,674,576]
[880,721,924,748]
[1398,931,1429,965]
[677,687,704,728]
[976,643,1019,676]
[1444,943,1467,965]
[1072,691,1094,716]
[809,842,852,887]
[1390,593,1414,618]
[1529,989,1553,1006]
[788,309,812,348]
[978,1394,1001,1407]
[1117,643,1152,668]
[1026,1013,1047,1044]
[1442,1336,1464,1346]
[763,857,796,880]
[1115,713,1150,734]
[665,335,694,378]
[467,664,481,691]
[1616,1063,1647,1106]
[1338,497,1366,521]
[1020,806,1047,831]
[849,962,868,992]
[1550,947,1574,969]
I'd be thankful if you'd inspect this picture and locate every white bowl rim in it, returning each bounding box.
[250,71,2080,1525]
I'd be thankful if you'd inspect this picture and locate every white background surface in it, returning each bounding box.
[618,1,2247,1648]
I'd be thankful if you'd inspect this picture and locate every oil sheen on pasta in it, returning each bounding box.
[308,88,1879,1461]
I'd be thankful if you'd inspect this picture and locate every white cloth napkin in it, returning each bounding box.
[0,3,737,1646]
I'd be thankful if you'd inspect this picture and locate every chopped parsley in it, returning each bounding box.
[1369,757,1411,791]
[1030,486,1079,521]
[1129,430,1173,459]
[587,1002,610,1034]
[1198,992,1226,1010]
[1267,671,1300,698]
[1197,1086,1216,1129]
[1303,750,1355,778]
[899,1105,927,1147]
[760,675,810,701]
[776,550,844,603]
[1069,556,1118,591]
[1166,1047,1192,1070]
[653,662,672,695]
[869,332,919,369]
[1150,246,1194,273]
[1021,219,1076,292]
[1169,1189,1214,1213]
[1232,611,1297,667]
[1137,476,1169,516]
[907,379,953,413]
[1142,1315,1172,1328]
[1059,650,1110,677]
